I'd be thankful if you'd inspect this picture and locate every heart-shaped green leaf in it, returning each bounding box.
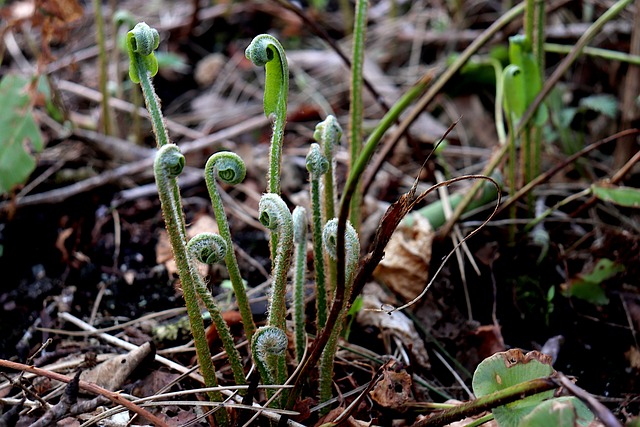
[472,349,555,426]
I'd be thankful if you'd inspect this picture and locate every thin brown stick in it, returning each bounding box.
[0,358,170,427]
[497,128,639,215]
[0,115,268,212]
[553,373,623,427]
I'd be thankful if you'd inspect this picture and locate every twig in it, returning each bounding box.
[497,129,640,215]
[56,80,204,140]
[55,312,305,426]
[0,114,269,211]
[0,359,170,427]
[57,312,205,384]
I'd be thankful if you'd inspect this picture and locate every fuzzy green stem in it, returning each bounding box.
[314,116,342,296]
[259,194,293,388]
[126,22,169,148]
[204,152,257,342]
[314,116,341,228]
[154,145,227,425]
[292,206,308,363]
[319,219,360,411]
[306,143,330,330]
[285,75,429,409]
[245,34,289,195]
[186,233,247,389]
[348,0,368,230]
[411,376,558,427]
[524,0,535,51]
[259,194,294,331]
[534,0,545,77]
[93,0,112,136]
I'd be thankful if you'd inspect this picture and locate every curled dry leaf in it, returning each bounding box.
[370,363,412,409]
[373,214,433,302]
[357,282,430,369]
[80,342,153,392]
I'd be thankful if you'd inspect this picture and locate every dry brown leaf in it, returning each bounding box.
[33,0,83,49]
[471,324,506,361]
[357,283,430,369]
[373,214,433,302]
[625,346,640,370]
[80,342,153,392]
[370,364,412,409]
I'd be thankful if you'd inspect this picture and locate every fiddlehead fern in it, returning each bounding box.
[258,193,293,388]
[292,206,308,363]
[306,143,330,330]
[245,34,289,195]
[258,194,294,331]
[319,218,360,410]
[187,233,246,388]
[187,232,227,265]
[322,219,360,288]
[313,115,342,223]
[204,152,257,341]
[154,145,227,424]
[127,22,159,83]
[251,326,288,386]
[126,22,169,148]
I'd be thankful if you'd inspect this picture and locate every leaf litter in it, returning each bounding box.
[0,0,639,425]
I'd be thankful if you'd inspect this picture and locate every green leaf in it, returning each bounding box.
[502,64,526,120]
[507,35,548,126]
[520,396,594,427]
[592,183,640,208]
[0,74,45,195]
[563,258,624,305]
[579,94,618,118]
[473,349,555,427]
[245,34,289,120]
[126,22,160,84]
[155,52,189,74]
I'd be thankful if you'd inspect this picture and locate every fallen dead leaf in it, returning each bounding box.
[625,346,640,370]
[471,324,506,361]
[33,0,83,50]
[370,364,412,409]
[373,214,433,302]
[80,342,153,392]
